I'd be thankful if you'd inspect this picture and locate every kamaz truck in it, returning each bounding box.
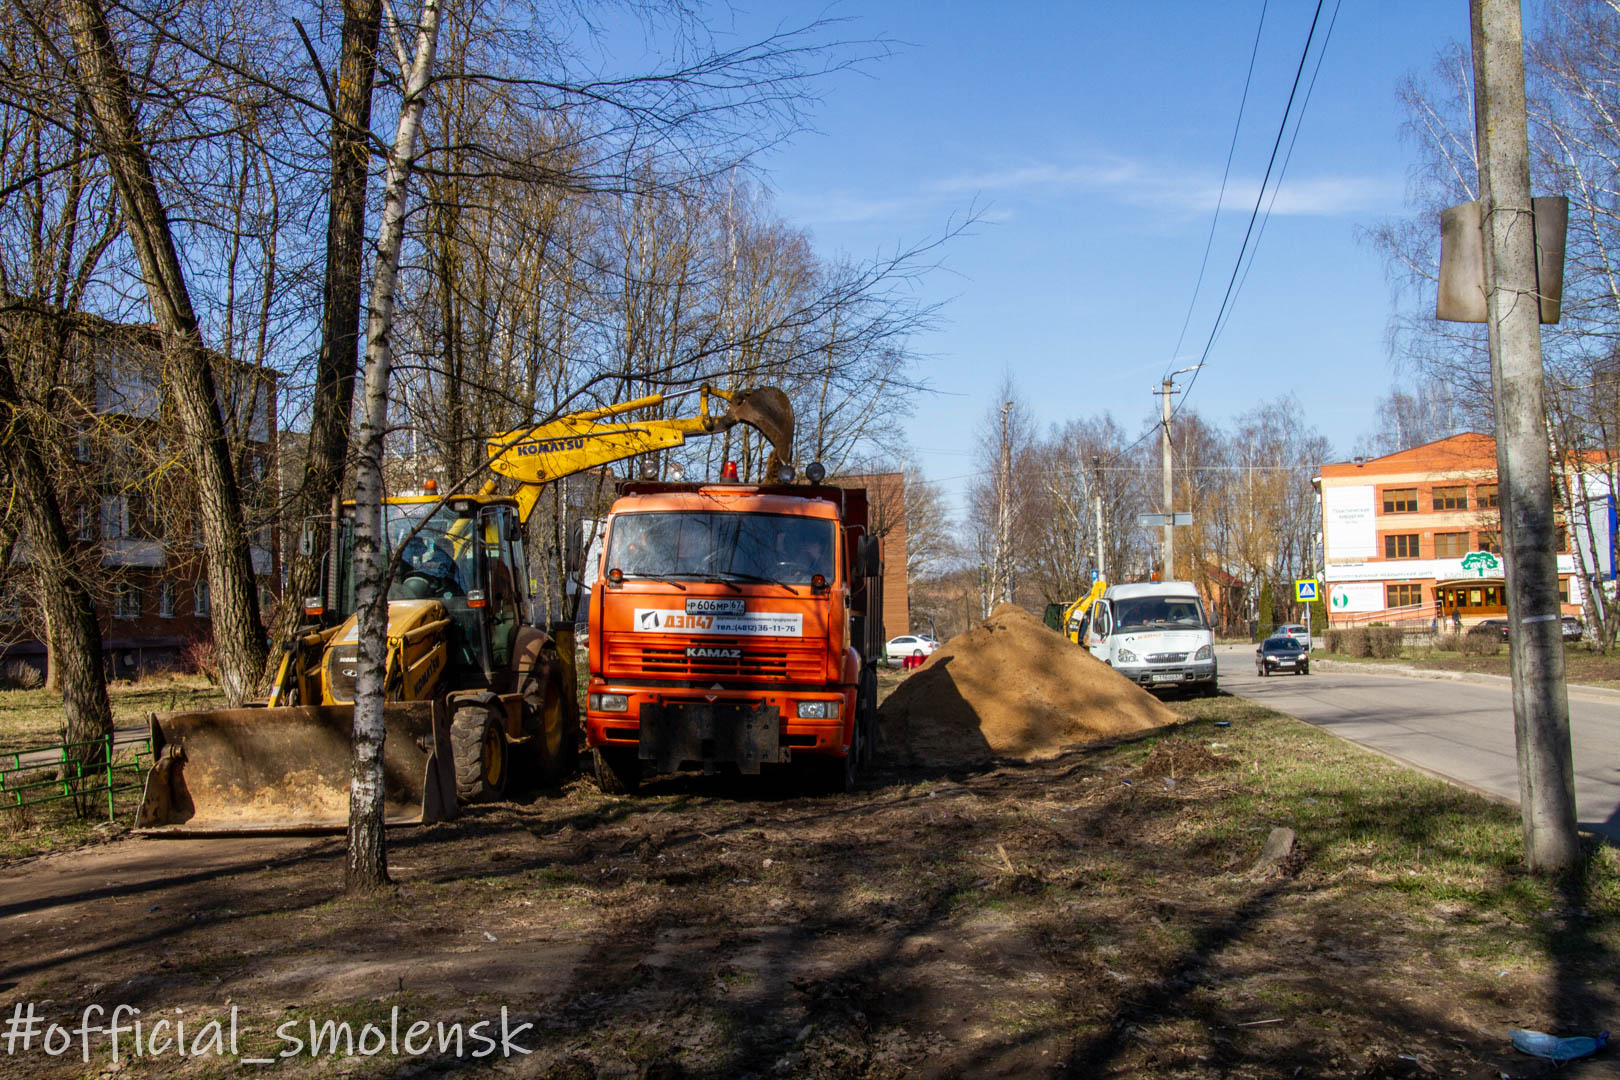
[584,467,884,793]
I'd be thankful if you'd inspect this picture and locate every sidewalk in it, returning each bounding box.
[1311,657,1620,705]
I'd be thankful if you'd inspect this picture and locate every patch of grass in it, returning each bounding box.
[0,673,225,749]
[1314,642,1620,688]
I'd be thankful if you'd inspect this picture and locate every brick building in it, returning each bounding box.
[1316,433,1584,627]
[836,472,910,642]
[0,315,278,679]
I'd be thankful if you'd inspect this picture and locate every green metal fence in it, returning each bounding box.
[0,733,153,821]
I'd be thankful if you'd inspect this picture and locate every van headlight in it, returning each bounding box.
[1193,645,1212,661]
[796,700,840,719]
[1116,648,1138,664]
[589,693,629,713]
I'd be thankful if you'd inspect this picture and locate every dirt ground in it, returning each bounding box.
[3,690,1616,1079]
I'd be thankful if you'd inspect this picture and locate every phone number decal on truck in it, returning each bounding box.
[634,609,804,636]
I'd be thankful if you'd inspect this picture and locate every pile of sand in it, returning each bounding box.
[877,603,1176,766]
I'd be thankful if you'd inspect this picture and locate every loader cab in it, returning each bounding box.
[333,497,531,682]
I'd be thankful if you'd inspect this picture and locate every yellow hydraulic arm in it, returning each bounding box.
[1060,578,1108,644]
[484,385,794,523]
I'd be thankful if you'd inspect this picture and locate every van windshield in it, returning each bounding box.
[1113,595,1207,632]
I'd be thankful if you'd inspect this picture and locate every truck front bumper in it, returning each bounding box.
[585,685,853,771]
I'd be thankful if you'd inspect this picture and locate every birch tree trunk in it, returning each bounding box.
[55,0,268,704]
[348,0,443,892]
[273,0,385,659]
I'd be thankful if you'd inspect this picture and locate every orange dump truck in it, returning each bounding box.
[584,472,884,792]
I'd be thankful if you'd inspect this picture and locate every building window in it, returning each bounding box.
[1559,578,1571,603]
[1478,531,1502,554]
[77,506,95,542]
[115,583,141,619]
[1387,583,1423,608]
[159,580,176,618]
[194,580,211,618]
[1384,533,1420,559]
[1434,532,1469,559]
[1556,526,1568,553]
[74,429,92,463]
[1433,485,1468,510]
[1478,483,1499,508]
[1382,488,1419,513]
[0,597,20,623]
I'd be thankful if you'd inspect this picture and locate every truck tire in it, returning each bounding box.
[806,724,860,795]
[451,703,508,802]
[592,746,640,795]
[857,668,878,769]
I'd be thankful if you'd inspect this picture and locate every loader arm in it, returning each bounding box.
[485,385,794,523]
[1062,578,1108,644]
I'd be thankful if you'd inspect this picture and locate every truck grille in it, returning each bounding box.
[603,633,825,681]
[1147,652,1188,664]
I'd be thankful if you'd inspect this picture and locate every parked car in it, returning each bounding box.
[1472,618,1511,641]
[885,634,938,666]
[1274,623,1312,650]
[1562,615,1585,642]
[1256,636,1309,676]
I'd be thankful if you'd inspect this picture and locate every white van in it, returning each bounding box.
[1086,581,1217,695]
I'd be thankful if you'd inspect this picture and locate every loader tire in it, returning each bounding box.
[452,704,508,802]
[523,668,578,787]
[592,746,640,795]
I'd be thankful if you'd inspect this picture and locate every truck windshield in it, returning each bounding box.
[605,512,836,585]
[1112,595,1207,632]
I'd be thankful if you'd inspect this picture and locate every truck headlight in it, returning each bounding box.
[796,700,840,719]
[1193,645,1212,661]
[1116,648,1138,663]
[590,693,629,713]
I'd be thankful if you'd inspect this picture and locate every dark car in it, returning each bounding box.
[1562,615,1585,642]
[1472,618,1511,641]
[1256,636,1309,676]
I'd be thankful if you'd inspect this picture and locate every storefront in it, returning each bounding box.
[1434,579,1506,618]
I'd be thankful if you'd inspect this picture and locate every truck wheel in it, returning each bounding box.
[857,669,878,769]
[592,746,640,795]
[451,704,508,802]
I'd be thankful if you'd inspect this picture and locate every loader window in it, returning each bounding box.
[606,512,836,585]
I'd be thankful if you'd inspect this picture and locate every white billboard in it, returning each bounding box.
[1328,582,1385,614]
[1323,484,1377,559]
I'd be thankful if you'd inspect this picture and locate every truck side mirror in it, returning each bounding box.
[856,536,881,578]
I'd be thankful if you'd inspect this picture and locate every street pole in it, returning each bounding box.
[1092,455,1106,582]
[1470,0,1579,871]
[1161,376,1174,580]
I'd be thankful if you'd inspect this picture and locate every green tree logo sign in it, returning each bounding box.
[1460,550,1502,578]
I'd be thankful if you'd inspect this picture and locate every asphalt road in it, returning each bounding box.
[1216,643,1620,842]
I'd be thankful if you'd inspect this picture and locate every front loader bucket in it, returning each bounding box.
[725,387,795,479]
[135,703,456,835]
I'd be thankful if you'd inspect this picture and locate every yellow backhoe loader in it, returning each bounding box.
[1043,577,1108,645]
[136,386,793,833]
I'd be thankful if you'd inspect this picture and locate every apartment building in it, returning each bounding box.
[0,314,278,678]
[1316,433,1584,626]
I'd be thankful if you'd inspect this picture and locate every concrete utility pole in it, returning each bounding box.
[1470,0,1580,871]
[1156,365,1200,581]
[1093,455,1107,582]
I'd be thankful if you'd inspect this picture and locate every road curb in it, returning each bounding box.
[1310,657,1620,704]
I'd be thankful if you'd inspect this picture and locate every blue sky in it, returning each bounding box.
[720,1,1472,507]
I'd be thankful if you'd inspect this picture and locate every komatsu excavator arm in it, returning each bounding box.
[484,385,795,523]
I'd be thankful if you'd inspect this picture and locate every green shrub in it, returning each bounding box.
[1329,627,1371,657]
[1368,626,1404,658]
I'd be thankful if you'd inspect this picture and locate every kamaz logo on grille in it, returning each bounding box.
[686,646,742,660]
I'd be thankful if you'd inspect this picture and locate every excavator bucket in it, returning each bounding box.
[134,703,456,834]
[724,387,795,479]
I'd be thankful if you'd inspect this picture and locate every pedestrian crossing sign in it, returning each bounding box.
[1295,579,1319,602]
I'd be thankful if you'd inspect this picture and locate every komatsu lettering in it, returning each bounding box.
[515,435,589,457]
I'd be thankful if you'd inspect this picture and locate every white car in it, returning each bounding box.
[885,635,938,666]
[1275,623,1312,651]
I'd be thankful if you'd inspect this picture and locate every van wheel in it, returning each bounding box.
[451,704,508,802]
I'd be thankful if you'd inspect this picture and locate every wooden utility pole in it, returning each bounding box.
[1469,0,1580,871]
[1160,378,1174,579]
[992,401,1014,605]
